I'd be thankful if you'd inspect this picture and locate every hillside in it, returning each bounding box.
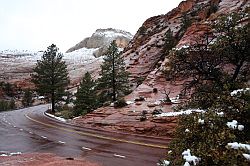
[66,28,133,57]
[0,28,133,88]
[72,0,249,136]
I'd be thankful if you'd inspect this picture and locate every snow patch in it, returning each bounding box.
[162,160,170,165]
[0,152,22,156]
[198,119,204,124]
[114,153,126,158]
[126,101,134,105]
[227,120,244,131]
[230,88,250,96]
[58,141,66,144]
[182,149,200,165]
[227,142,250,151]
[45,112,67,122]
[216,112,224,116]
[243,153,250,160]
[156,109,205,117]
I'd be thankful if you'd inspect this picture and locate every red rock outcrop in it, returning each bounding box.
[73,0,249,137]
[0,153,100,166]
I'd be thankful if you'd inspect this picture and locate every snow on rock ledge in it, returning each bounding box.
[156,109,205,117]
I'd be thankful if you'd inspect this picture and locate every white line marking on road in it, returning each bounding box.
[58,141,65,144]
[81,146,92,151]
[29,131,33,134]
[41,136,47,139]
[114,154,126,158]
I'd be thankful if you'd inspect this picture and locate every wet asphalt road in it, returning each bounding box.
[0,105,170,166]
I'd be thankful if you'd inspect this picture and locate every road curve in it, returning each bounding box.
[0,105,170,166]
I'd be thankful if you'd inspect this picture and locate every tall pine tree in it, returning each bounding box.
[98,41,130,102]
[32,44,69,113]
[74,72,98,116]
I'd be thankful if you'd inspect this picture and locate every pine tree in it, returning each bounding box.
[164,29,177,55]
[98,41,130,102]
[74,72,98,116]
[22,89,33,107]
[31,44,69,113]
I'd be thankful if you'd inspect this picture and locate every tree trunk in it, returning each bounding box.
[51,92,55,113]
[112,53,116,102]
[232,59,244,81]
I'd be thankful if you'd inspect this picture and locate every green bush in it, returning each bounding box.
[0,100,9,111]
[55,105,74,119]
[164,90,250,165]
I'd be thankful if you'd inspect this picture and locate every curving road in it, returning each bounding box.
[0,105,170,166]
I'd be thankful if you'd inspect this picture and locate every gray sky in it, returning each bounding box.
[0,0,183,52]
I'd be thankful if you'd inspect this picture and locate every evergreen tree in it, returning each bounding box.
[74,72,98,116]
[22,89,33,107]
[31,44,69,113]
[9,99,15,110]
[98,41,130,102]
[164,29,177,55]
[3,82,14,97]
[213,11,249,81]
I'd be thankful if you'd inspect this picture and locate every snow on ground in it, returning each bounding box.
[0,152,22,157]
[45,112,67,122]
[63,47,98,64]
[126,100,134,105]
[0,47,98,64]
[156,109,205,117]
[95,29,133,39]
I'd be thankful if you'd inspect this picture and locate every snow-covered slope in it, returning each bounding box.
[66,28,133,57]
[0,27,132,87]
[0,47,102,87]
[0,47,98,62]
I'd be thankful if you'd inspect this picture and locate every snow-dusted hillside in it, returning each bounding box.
[0,47,98,62]
[0,47,103,87]
[66,28,133,57]
[0,28,133,88]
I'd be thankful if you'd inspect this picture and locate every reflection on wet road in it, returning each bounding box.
[0,105,169,166]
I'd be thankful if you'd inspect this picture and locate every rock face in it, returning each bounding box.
[73,0,249,137]
[66,28,133,57]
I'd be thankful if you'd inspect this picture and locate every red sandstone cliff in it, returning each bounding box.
[73,0,249,136]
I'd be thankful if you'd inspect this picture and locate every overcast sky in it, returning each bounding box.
[0,0,183,52]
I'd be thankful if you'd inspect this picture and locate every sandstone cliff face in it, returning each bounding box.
[66,28,133,57]
[74,0,249,137]
[123,0,249,98]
